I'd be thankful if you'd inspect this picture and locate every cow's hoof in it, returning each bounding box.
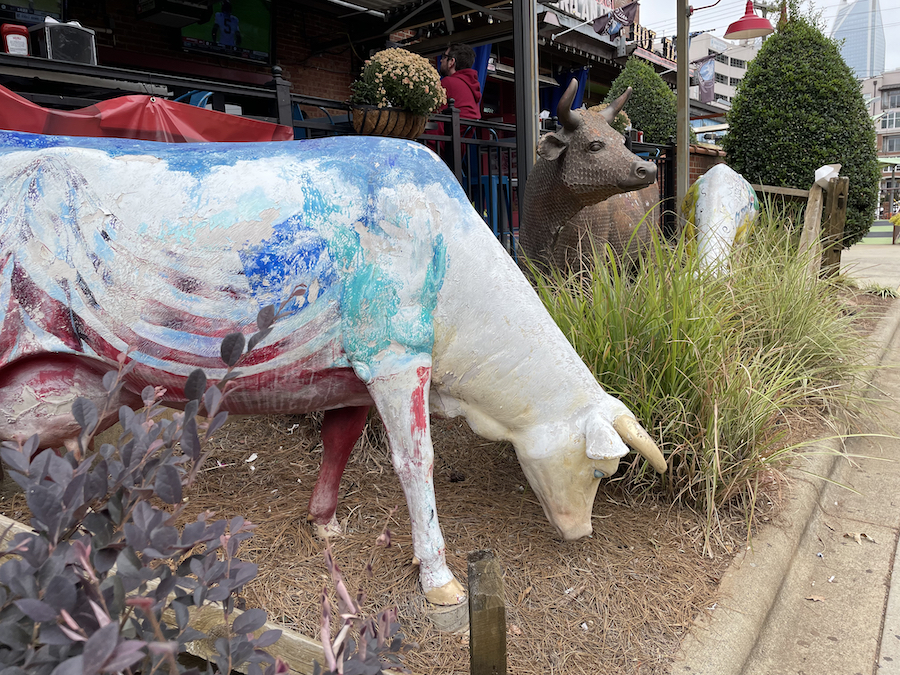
[313,517,342,539]
[424,578,466,606]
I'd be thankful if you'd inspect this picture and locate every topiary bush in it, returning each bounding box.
[722,5,880,246]
[605,58,679,144]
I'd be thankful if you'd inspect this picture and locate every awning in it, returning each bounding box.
[0,84,293,142]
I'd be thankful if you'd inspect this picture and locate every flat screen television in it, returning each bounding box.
[181,0,270,64]
[0,0,63,27]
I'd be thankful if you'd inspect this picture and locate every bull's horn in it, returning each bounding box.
[558,78,582,131]
[612,415,667,473]
[600,86,633,125]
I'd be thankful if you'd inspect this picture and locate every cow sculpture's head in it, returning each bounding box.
[537,80,657,206]
[512,406,667,540]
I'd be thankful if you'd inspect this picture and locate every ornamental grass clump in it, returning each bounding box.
[531,208,872,548]
[350,48,447,117]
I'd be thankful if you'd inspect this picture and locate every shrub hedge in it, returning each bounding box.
[605,57,679,145]
[723,11,880,246]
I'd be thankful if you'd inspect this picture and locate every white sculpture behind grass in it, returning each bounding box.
[682,163,760,270]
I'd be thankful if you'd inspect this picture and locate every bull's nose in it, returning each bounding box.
[633,161,657,184]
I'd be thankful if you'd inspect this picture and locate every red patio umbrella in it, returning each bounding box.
[0,83,293,142]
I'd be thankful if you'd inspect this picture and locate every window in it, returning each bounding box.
[884,135,900,153]
[883,89,900,110]
[730,76,742,87]
[715,72,728,85]
[883,111,900,130]
[730,57,746,69]
[715,52,727,64]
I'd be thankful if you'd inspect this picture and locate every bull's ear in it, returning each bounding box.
[537,132,568,162]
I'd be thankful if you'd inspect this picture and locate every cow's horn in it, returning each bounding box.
[557,78,582,131]
[600,86,633,125]
[612,415,667,473]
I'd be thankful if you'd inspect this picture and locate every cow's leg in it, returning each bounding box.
[363,355,466,606]
[307,405,370,538]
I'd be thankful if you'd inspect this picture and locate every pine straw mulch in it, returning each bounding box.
[0,290,892,675]
[181,412,745,675]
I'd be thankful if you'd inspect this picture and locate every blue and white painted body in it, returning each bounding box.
[0,131,665,604]
[682,163,759,270]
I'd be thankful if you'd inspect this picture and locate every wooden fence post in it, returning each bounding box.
[820,176,849,278]
[798,183,825,279]
[468,549,506,675]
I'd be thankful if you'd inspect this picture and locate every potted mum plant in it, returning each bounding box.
[350,47,447,139]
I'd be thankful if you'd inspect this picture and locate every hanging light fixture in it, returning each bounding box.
[724,1,775,40]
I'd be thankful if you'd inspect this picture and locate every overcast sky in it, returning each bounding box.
[635,0,900,73]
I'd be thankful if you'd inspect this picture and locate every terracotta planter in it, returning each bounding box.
[351,106,427,140]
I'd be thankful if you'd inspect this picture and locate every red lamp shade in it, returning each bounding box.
[724,0,775,40]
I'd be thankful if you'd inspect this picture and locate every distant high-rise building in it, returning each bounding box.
[831,0,885,79]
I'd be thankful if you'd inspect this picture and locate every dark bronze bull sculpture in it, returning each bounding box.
[519,80,659,270]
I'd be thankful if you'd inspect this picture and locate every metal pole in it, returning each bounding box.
[676,0,691,215]
[513,0,538,194]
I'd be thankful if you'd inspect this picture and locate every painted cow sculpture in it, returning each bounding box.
[0,130,666,605]
[519,80,659,268]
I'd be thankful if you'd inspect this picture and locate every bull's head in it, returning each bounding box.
[513,407,666,540]
[537,79,657,205]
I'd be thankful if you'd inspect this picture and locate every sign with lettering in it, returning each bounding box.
[660,36,675,61]
[550,0,615,22]
[631,24,656,51]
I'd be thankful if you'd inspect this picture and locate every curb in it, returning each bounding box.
[671,299,900,675]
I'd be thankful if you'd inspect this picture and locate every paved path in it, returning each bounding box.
[673,243,900,675]
[841,244,900,290]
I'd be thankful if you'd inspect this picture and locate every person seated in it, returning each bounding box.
[439,43,482,121]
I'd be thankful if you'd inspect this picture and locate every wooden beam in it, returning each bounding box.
[821,176,849,278]
[798,184,825,279]
[468,549,506,675]
[750,184,810,200]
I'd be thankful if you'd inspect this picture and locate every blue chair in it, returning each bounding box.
[462,127,512,239]
[292,104,334,140]
[175,90,213,108]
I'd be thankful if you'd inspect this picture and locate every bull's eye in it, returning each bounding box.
[594,469,605,479]
[588,141,604,152]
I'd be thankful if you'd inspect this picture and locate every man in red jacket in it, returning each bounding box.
[439,43,482,120]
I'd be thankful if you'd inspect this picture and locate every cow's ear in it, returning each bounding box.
[583,414,629,461]
[537,133,568,162]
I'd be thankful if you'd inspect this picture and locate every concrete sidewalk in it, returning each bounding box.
[672,243,900,675]
[841,244,900,291]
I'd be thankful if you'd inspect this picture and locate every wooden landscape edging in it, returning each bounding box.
[468,550,506,675]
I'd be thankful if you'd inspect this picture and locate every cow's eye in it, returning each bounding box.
[588,141,604,152]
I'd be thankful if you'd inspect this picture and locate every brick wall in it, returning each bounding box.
[689,144,727,184]
[70,0,354,98]
[274,3,354,100]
